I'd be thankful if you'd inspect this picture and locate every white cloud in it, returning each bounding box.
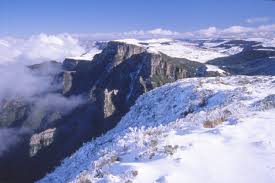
[0,33,84,65]
[147,28,179,36]
[75,24,275,41]
[197,27,219,37]
[1,24,275,66]
[75,28,180,41]
[194,24,275,39]
[0,34,86,129]
[222,26,253,34]
[246,17,270,24]
[0,128,29,156]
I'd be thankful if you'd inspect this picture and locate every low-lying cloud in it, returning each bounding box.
[0,34,86,155]
[0,128,29,156]
[0,33,84,65]
[0,64,54,100]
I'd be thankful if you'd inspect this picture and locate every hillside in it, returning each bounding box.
[40,76,275,183]
[1,38,275,182]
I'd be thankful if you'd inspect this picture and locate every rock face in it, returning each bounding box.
[62,71,75,95]
[0,41,227,183]
[29,128,56,157]
[0,99,30,127]
[103,89,119,118]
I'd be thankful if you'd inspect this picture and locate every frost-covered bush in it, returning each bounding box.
[253,94,275,111]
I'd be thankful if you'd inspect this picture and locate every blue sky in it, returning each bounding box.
[1,0,275,36]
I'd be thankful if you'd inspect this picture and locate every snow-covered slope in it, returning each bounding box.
[39,76,275,183]
[65,48,101,61]
[65,41,102,61]
[247,38,275,48]
[115,39,242,63]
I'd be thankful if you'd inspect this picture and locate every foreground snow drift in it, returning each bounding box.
[39,76,275,183]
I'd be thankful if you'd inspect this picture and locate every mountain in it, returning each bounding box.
[0,40,222,183]
[207,45,275,75]
[1,38,275,182]
[39,75,275,183]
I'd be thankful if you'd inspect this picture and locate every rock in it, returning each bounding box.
[28,61,62,76]
[103,89,119,118]
[253,94,275,110]
[62,71,75,95]
[29,128,56,157]
[62,59,89,71]
[0,99,30,127]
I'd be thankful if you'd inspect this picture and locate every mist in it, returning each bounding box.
[0,128,29,156]
[0,34,87,155]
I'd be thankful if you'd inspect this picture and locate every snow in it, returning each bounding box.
[132,110,275,183]
[39,76,275,183]
[215,46,243,55]
[255,48,275,51]
[146,41,226,63]
[202,40,227,48]
[115,39,242,63]
[247,38,275,48]
[206,64,226,74]
[262,39,275,47]
[66,47,102,61]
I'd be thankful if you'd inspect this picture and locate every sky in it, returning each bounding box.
[1,0,275,37]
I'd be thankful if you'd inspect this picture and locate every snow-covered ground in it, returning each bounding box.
[39,76,275,183]
[115,39,242,63]
[247,38,275,48]
[206,64,227,74]
[65,45,102,60]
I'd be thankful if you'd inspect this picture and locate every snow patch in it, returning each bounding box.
[255,48,275,51]
[66,47,102,61]
[206,64,226,74]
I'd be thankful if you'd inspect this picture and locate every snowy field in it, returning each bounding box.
[115,39,242,63]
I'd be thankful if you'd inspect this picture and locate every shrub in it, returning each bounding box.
[203,117,225,128]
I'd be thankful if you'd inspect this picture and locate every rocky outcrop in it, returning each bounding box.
[62,41,146,96]
[0,99,30,127]
[62,71,75,95]
[62,59,85,71]
[29,128,56,157]
[28,60,62,76]
[103,89,119,118]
